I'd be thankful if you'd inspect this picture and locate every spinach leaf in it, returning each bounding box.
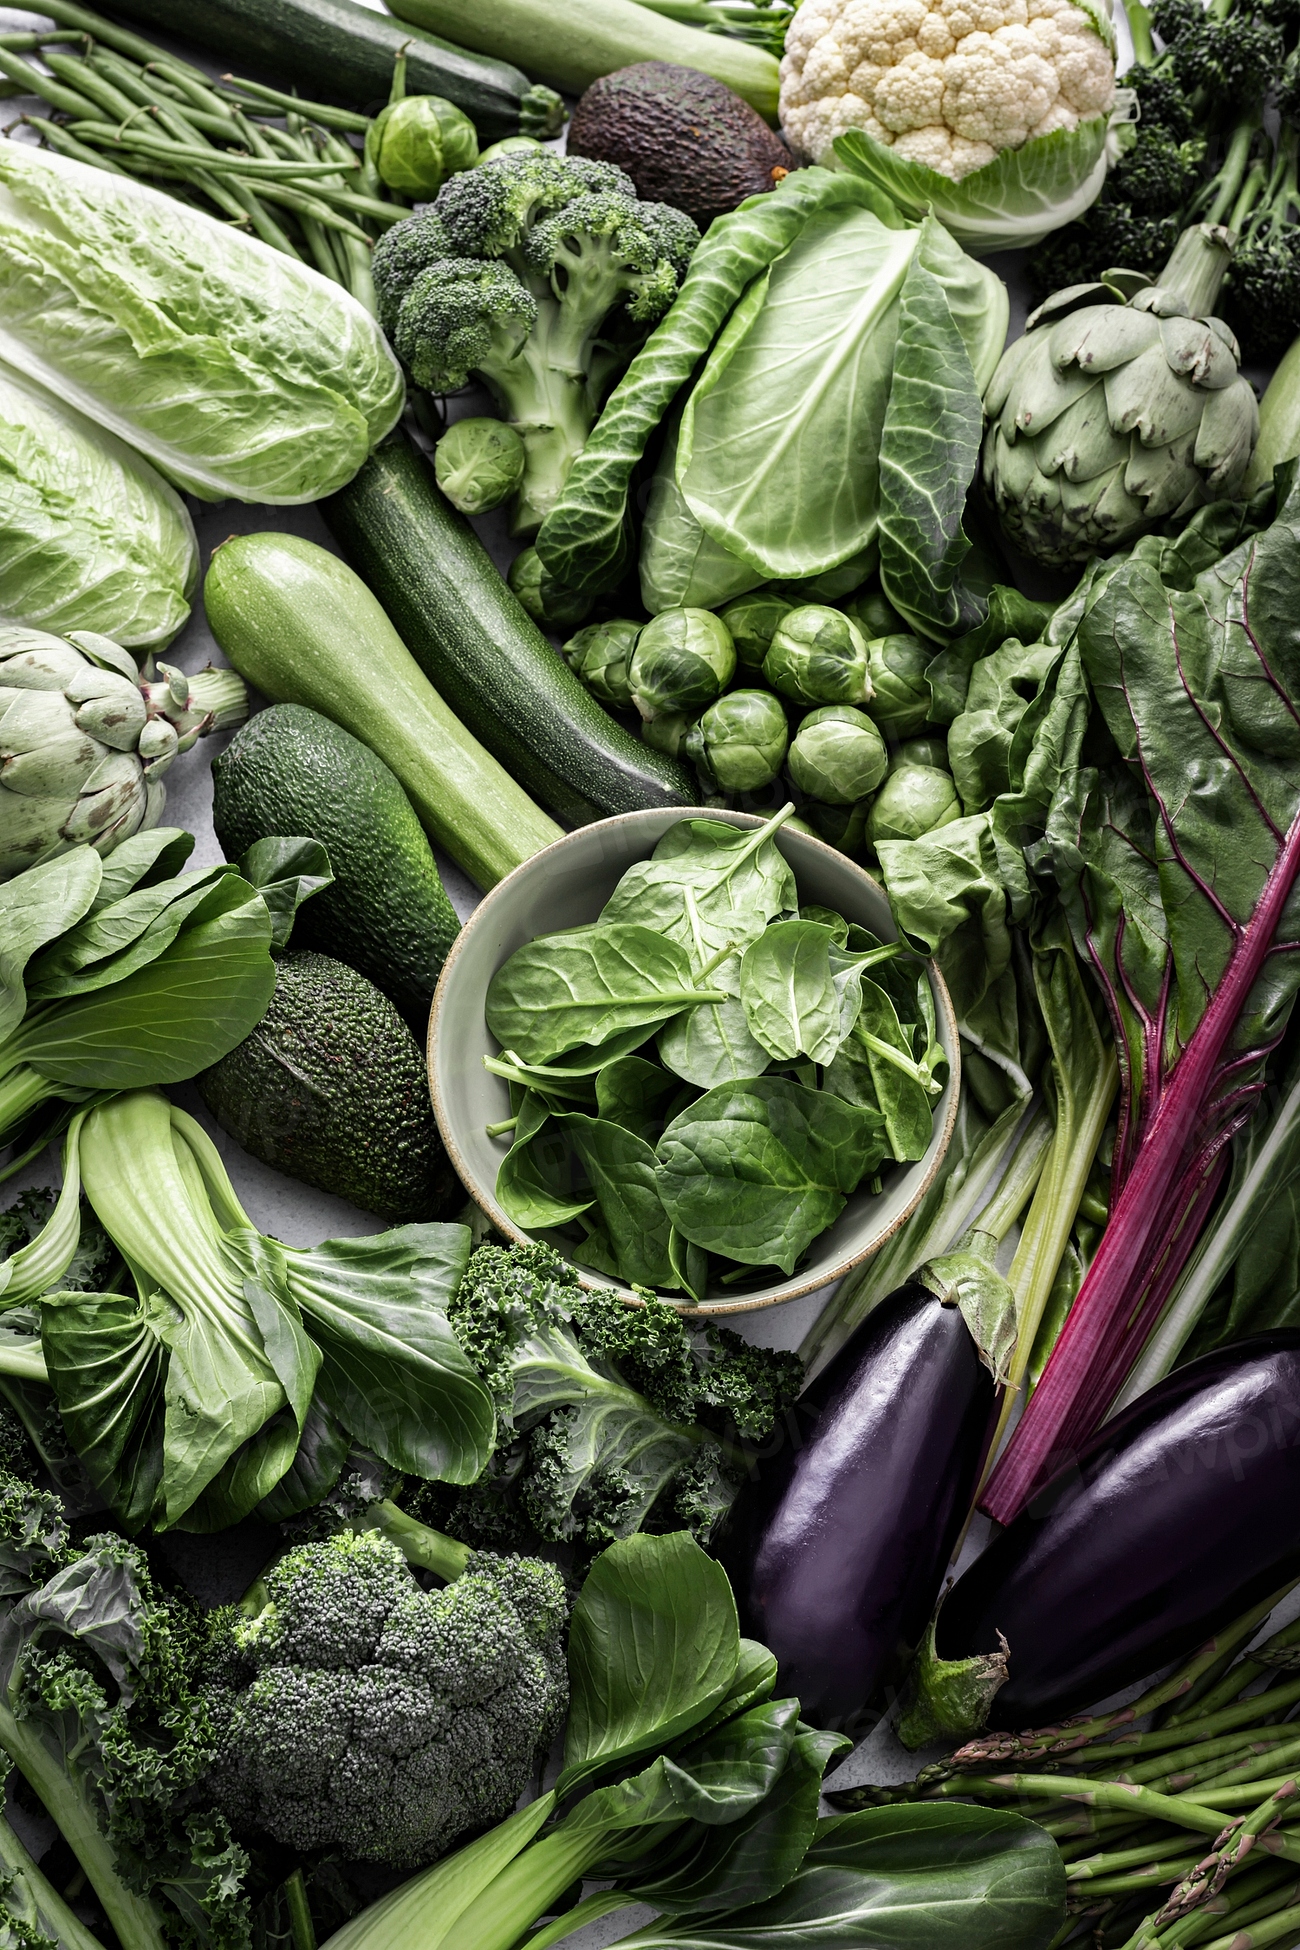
[596,1057,682,1140]
[561,1116,676,1289]
[281,1222,494,1485]
[486,925,727,1067]
[947,638,1063,817]
[658,959,773,1090]
[496,1026,658,1084]
[602,808,797,965]
[536,169,902,595]
[559,1531,740,1799]
[668,1225,709,1303]
[876,220,989,643]
[740,922,858,1067]
[800,906,850,944]
[497,1095,595,1229]
[823,1015,933,1164]
[612,1804,1066,1948]
[656,1078,883,1273]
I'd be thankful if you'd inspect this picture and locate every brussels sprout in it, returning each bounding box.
[434,417,525,515]
[763,606,871,709]
[868,765,962,847]
[801,798,872,856]
[865,633,932,739]
[367,94,478,199]
[686,690,789,792]
[508,547,594,630]
[787,705,887,806]
[842,589,907,639]
[642,711,696,757]
[562,619,641,708]
[476,137,547,166]
[890,735,949,773]
[718,592,794,670]
[629,607,735,721]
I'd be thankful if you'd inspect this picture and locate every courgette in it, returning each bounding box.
[323,437,699,827]
[385,0,781,119]
[203,531,561,891]
[104,0,565,141]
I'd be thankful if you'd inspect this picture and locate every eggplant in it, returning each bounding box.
[711,1280,995,1729]
[933,1332,1300,1732]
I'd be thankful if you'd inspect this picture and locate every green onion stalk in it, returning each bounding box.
[833,1585,1300,1947]
[0,0,472,313]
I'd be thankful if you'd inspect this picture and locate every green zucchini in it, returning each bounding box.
[386,0,780,119]
[323,437,699,827]
[203,531,561,891]
[104,0,564,141]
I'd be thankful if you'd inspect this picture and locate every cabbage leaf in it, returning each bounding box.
[0,146,404,504]
[833,117,1112,256]
[0,360,196,647]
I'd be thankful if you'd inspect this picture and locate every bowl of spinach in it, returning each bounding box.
[428,805,959,1310]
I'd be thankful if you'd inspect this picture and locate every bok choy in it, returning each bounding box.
[19,1089,496,1532]
[0,830,323,1173]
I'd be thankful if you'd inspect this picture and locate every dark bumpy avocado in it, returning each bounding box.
[212,704,459,1036]
[567,62,791,230]
[198,952,458,1223]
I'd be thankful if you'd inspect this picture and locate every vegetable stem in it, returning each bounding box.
[353,1500,473,1583]
[284,1869,317,1950]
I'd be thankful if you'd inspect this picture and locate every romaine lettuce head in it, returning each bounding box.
[0,145,404,503]
[0,361,196,647]
[833,117,1112,255]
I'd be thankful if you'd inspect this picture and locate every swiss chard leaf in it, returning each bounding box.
[559,1531,740,1799]
[486,925,726,1067]
[612,1804,1066,1949]
[656,1078,883,1274]
[281,1222,493,1485]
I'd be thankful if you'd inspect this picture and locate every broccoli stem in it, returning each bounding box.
[0,1700,169,1950]
[350,1500,472,1583]
[480,296,605,536]
[283,1869,317,1950]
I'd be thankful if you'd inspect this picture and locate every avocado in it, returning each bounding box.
[198,952,458,1223]
[212,704,459,1035]
[568,61,792,229]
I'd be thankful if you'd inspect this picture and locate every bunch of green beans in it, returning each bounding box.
[832,1584,1300,1947]
[0,0,412,313]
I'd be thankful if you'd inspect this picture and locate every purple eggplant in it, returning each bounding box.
[935,1333,1300,1730]
[711,1281,995,1729]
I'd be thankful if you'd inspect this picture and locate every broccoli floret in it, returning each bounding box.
[205,1531,566,1871]
[370,153,700,535]
[1223,223,1300,358]
[1151,0,1284,101]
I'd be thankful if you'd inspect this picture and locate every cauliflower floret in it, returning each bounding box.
[778,0,1115,173]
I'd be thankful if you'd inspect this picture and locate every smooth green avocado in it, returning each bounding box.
[212,703,460,1034]
[198,952,457,1222]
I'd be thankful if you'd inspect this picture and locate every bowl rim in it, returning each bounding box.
[428,807,960,1315]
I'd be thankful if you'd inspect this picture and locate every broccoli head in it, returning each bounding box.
[205,1531,567,1870]
[370,152,700,535]
[1223,224,1300,359]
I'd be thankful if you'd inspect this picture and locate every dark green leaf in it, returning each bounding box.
[559,1531,740,1798]
[237,835,334,952]
[25,863,240,996]
[40,1288,165,1533]
[0,849,102,1042]
[925,586,1055,725]
[497,1098,594,1229]
[659,966,773,1091]
[739,922,854,1067]
[561,1117,676,1289]
[602,812,796,967]
[657,1078,883,1274]
[256,1395,351,1522]
[596,1057,681,1141]
[282,1222,493,1485]
[486,925,726,1067]
[613,1804,1066,1948]
[88,826,195,910]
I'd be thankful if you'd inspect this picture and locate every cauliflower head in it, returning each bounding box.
[780,0,1116,178]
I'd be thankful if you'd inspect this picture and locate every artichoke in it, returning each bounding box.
[0,625,247,880]
[982,225,1259,568]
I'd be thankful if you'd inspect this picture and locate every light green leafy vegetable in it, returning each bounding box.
[0,145,404,503]
[0,362,197,648]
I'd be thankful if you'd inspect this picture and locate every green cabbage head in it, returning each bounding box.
[0,362,196,648]
[0,146,404,504]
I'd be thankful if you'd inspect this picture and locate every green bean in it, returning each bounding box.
[19,111,131,175]
[215,73,369,132]
[0,42,99,117]
[66,121,359,178]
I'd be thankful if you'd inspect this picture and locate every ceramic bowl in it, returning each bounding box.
[428,808,959,1314]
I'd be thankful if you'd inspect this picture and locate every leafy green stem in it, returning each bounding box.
[284,1868,317,1950]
